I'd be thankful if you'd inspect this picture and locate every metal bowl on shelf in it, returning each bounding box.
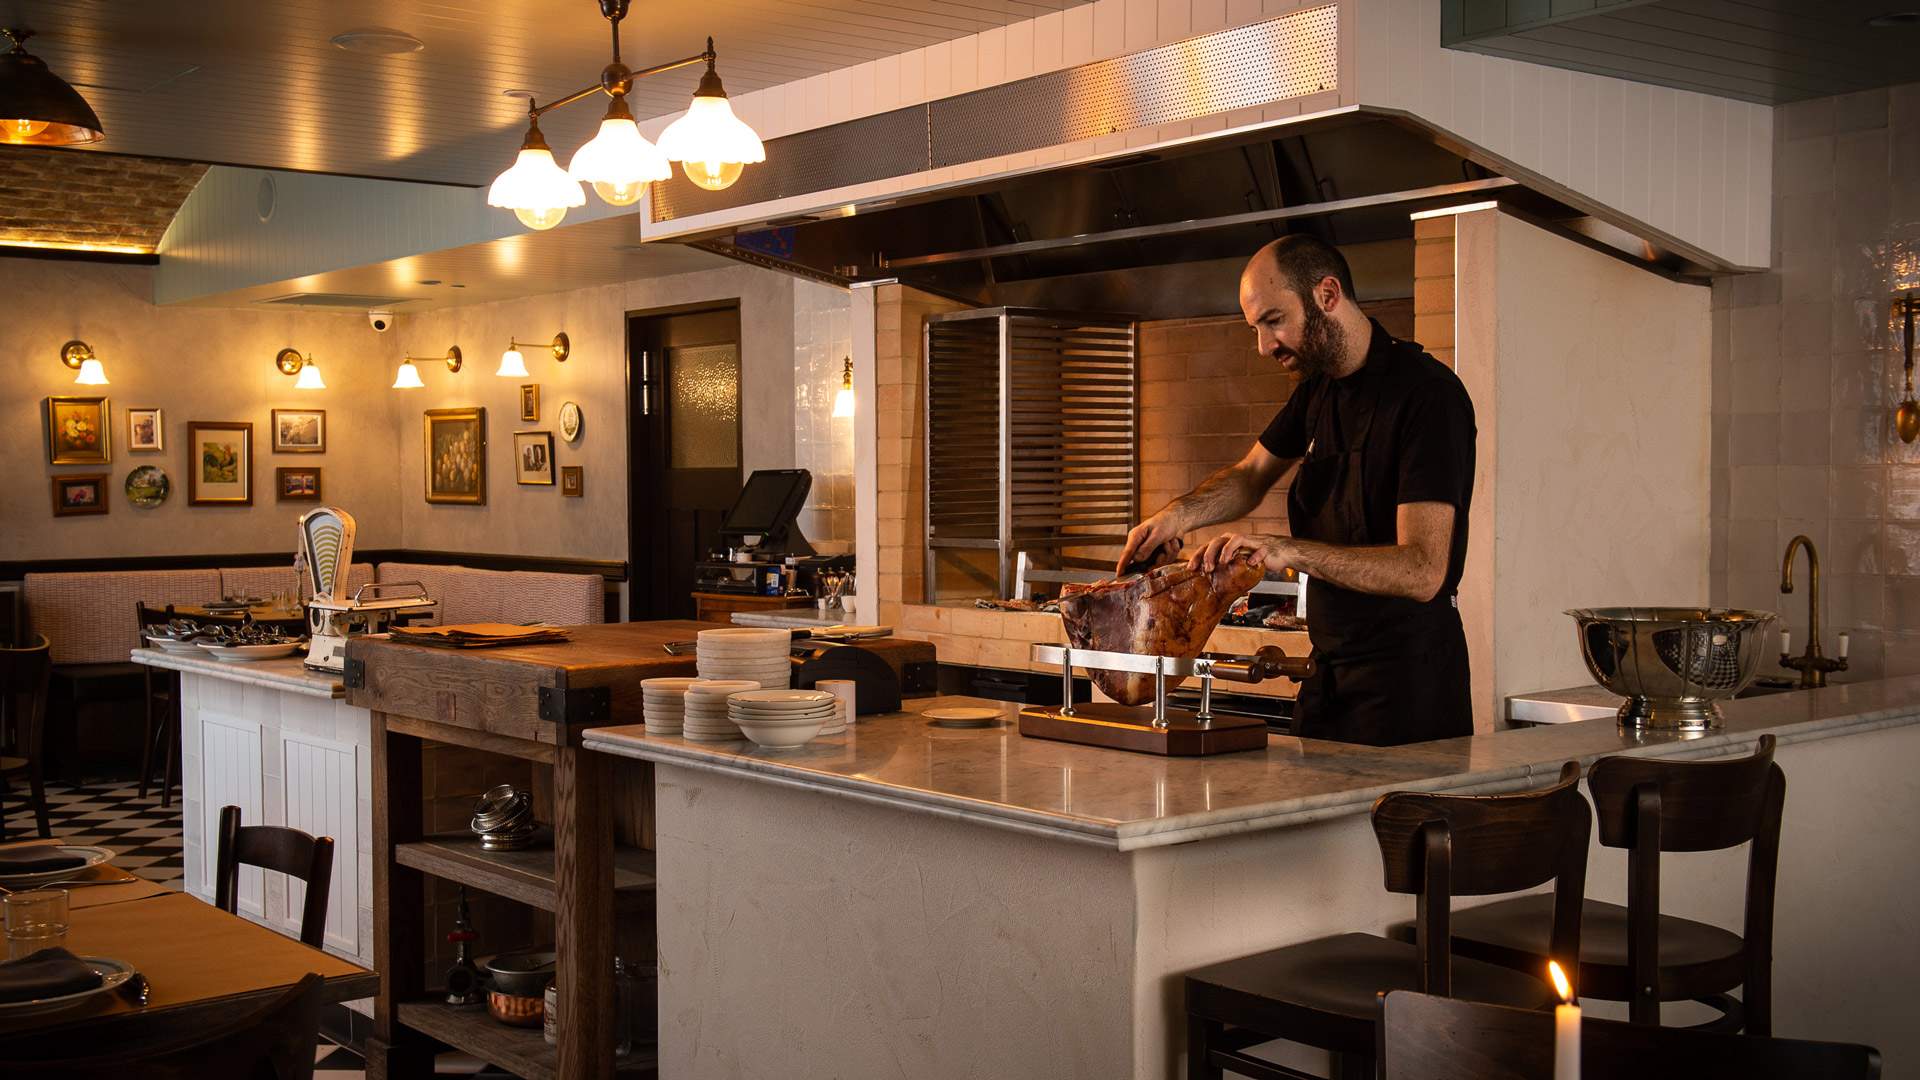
[1566,607,1778,731]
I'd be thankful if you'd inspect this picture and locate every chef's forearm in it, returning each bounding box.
[1163,463,1268,532]
[1277,539,1446,603]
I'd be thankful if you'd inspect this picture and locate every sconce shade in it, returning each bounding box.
[73,356,108,385]
[496,348,530,378]
[392,359,426,389]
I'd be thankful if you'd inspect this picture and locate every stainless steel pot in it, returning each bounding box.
[1566,607,1778,731]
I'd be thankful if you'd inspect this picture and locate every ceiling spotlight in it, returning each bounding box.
[329,28,425,55]
[0,28,104,146]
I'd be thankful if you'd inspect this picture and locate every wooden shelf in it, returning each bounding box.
[396,833,657,912]
[397,999,657,1080]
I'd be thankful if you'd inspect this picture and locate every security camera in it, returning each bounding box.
[368,310,395,333]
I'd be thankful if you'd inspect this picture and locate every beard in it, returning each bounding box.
[1274,296,1347,379]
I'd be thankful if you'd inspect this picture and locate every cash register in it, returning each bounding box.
[692,469,852,596]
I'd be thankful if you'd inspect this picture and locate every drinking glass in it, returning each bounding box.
[3,888,70,960]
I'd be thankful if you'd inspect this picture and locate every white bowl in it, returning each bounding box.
[736,715,826,748]
[733,688,837,706]
[697,628,791,644]
[145,635,202,654]
[197,641,300,662]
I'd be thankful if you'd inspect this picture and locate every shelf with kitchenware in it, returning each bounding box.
[397,999,658,1080]
[395,833,657,913]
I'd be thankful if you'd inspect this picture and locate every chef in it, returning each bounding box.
[1116,235,1476,746]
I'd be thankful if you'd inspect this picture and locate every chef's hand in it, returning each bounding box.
[1116,515,1184,575]
[1190,532,1294,575]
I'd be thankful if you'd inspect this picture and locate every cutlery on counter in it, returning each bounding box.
[116,972,150,1007]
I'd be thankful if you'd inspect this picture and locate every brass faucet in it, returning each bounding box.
[1779,534,1848,689]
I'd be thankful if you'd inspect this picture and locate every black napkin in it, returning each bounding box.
[0,848,86,873]
[0,948,103,1004]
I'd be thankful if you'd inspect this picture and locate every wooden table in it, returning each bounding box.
[347,620,716,1080]
[690,591,813,624]
[154,601,308,628]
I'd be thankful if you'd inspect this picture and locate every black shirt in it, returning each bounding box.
[1257,320,1476,654]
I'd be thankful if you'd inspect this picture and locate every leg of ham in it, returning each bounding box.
[1056,555,1267,705]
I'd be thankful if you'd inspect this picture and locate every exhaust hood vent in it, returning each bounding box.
[257,292,411,309]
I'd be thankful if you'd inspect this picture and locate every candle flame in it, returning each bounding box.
[1548,960,1573,1003]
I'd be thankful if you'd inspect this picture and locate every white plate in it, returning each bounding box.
[685,679,762,693]
[733,689,837,705]
[0,956,135,1016]
[144,636,202,654]
[196,641,300,662]
[641,677,701,690]
[922,706,1004,724]
[729,704,839,716]
[0,845,115,887]
[697,628,791,643]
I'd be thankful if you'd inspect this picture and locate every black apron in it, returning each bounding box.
[1287,375,1472,746]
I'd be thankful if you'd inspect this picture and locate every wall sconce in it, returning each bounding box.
[831,356,854,418]
[497,332,569,377]
[275,347,326,390]
[393,346,462,389]
[59,339,107,384]
[1897,294,1919,444]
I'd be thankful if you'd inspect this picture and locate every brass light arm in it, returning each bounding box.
[523,0,716,120]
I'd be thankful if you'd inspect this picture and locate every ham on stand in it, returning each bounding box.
[1055,554,1267,705]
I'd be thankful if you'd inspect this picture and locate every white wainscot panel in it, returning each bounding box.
[281,730,361,957]
[199,710,264,918]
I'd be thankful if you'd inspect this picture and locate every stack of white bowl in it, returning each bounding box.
[682,679,761,742]
[695,628,793,689]
[728,689,840,749]
[641,676,701,736]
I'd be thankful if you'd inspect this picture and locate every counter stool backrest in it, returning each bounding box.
[0,635,51,771]
[215,805,335,949]
[1586,734,1785,1026]
[1372,762,1592,997]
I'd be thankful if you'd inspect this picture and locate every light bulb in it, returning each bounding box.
[5,118,49,140]
[657,91,764,193]
[392,359,425,389]
[569,113,669,207]
[294,361,326,390]
[496,348,530,378]
[681,159,745,192]
[487,142,583,232]
[832,385,854,418]
[73,357,107,385]
[513,206,567,230]
[592,180,646,206]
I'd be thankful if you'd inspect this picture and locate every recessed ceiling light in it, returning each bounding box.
[1867,11,1920,26]
[450,283,467,289]
[330,28,424,55]
[417,278,442,285]
[501,88,536,99]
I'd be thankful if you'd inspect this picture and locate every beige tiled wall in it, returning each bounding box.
[873,284,970,626]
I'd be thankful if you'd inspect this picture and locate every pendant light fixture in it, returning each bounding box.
[0,29,104,146]
[831,356,855,418]
[60,340,107,384]
[485,1,763,229]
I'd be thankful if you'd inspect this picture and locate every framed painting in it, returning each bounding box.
[519,383,539,422]
[277,466,322,501]
[51,474,109,516]
[187,421,253,506]
[127,407,163,452]
[271,408,326,453]
[425,407,486,504]
[560,465,583,497]
[46,396,110,465]
[514,430,555,486]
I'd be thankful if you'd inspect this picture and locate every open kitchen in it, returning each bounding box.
[2,2,1917,1078]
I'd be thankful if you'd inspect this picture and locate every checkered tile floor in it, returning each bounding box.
[18,780,185,891]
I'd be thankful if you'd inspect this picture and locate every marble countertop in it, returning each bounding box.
[130,647,343,699]
[585,676,1920,851]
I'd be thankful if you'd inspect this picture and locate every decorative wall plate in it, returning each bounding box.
[125,465,170,508]
[558,401,582,442]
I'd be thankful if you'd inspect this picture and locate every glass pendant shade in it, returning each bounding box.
[657,93,764,193]
[0,31,104,146]
[392,359,426,389]
[569,114,670,207]
[496,348,530,378]
[832,384,854,418]
[294,361,326,390]
[73,357,107,385]
[487,144,584,231]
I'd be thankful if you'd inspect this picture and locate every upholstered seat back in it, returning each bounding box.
[25,570,222,664]
[375,563,603,627]
[218,564,373,605]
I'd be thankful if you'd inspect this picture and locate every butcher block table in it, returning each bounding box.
[346,620,716,1080]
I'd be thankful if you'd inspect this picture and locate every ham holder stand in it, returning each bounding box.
[1019,644,1315,756]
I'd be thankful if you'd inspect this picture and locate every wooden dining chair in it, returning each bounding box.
[132,603,181,806]
[215,805,336,948]
[0,634,53,840]
[1376,990,1880,1080]
[0,971,328,1079]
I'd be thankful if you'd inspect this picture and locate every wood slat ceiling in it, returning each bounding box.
[1,0,1083,185]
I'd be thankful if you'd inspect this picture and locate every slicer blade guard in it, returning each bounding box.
[298,506,358,605]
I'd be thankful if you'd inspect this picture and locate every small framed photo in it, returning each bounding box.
[51,473,109,516]
[425,407,486,504]
[127,407,163,452]
[46,396,110,465]
[188,421,253,506]
[514,430,555,485]
[271,408,326,453]
[519,384,539,422]
[277,466,322,501]
[560,465,583,497]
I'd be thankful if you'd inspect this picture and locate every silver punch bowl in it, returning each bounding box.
[1566,607,1779,731]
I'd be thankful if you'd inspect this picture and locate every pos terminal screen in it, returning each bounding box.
[723,469,810,535]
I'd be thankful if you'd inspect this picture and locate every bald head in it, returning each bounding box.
[1240,235,1357,312]
[1240,236,1367,379]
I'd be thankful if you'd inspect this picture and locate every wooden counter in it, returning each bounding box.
[346,620,716,1080]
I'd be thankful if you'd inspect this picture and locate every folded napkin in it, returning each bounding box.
[0,848,86,873]
[0,948,102,1003]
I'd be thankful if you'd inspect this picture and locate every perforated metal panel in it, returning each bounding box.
[923,308,1137,600]
[651,6,1338,223]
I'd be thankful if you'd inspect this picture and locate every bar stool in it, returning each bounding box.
[133,603,180,805]
[1399,734,1784,1033]
[1184,762,1592,1080]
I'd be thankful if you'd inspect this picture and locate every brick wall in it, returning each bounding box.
[0,147,206,250]
[873,283,969,626]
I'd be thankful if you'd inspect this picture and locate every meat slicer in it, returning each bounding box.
[298,507,436,673]
[1020,644,1315,756]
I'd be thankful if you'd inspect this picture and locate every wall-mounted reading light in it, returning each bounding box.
[498,332,569,377]
[393,346,462,389]
[60,339,107,384]
[831,356,854,418]
[276,347,326,390]
[1896,294,1919,444]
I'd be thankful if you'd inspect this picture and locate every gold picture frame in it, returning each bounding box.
[271,408,326,453]
[46,396,110,465]
[513,430,555,486]
[187,421,254,506]
[277,466,322,501]
[425,407,486,504]
[127,407,163,452]
[519,383,539,422]
[51,473,109,516]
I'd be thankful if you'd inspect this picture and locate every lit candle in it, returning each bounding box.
[1838,631,1850,660]
[1549,960,1580,1080]
[1780,628,1792,656]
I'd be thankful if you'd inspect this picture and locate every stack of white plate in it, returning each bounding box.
[641,676,701,735]
[682,679,761,742]
[728,688,840,749]
[695,628,792,689]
